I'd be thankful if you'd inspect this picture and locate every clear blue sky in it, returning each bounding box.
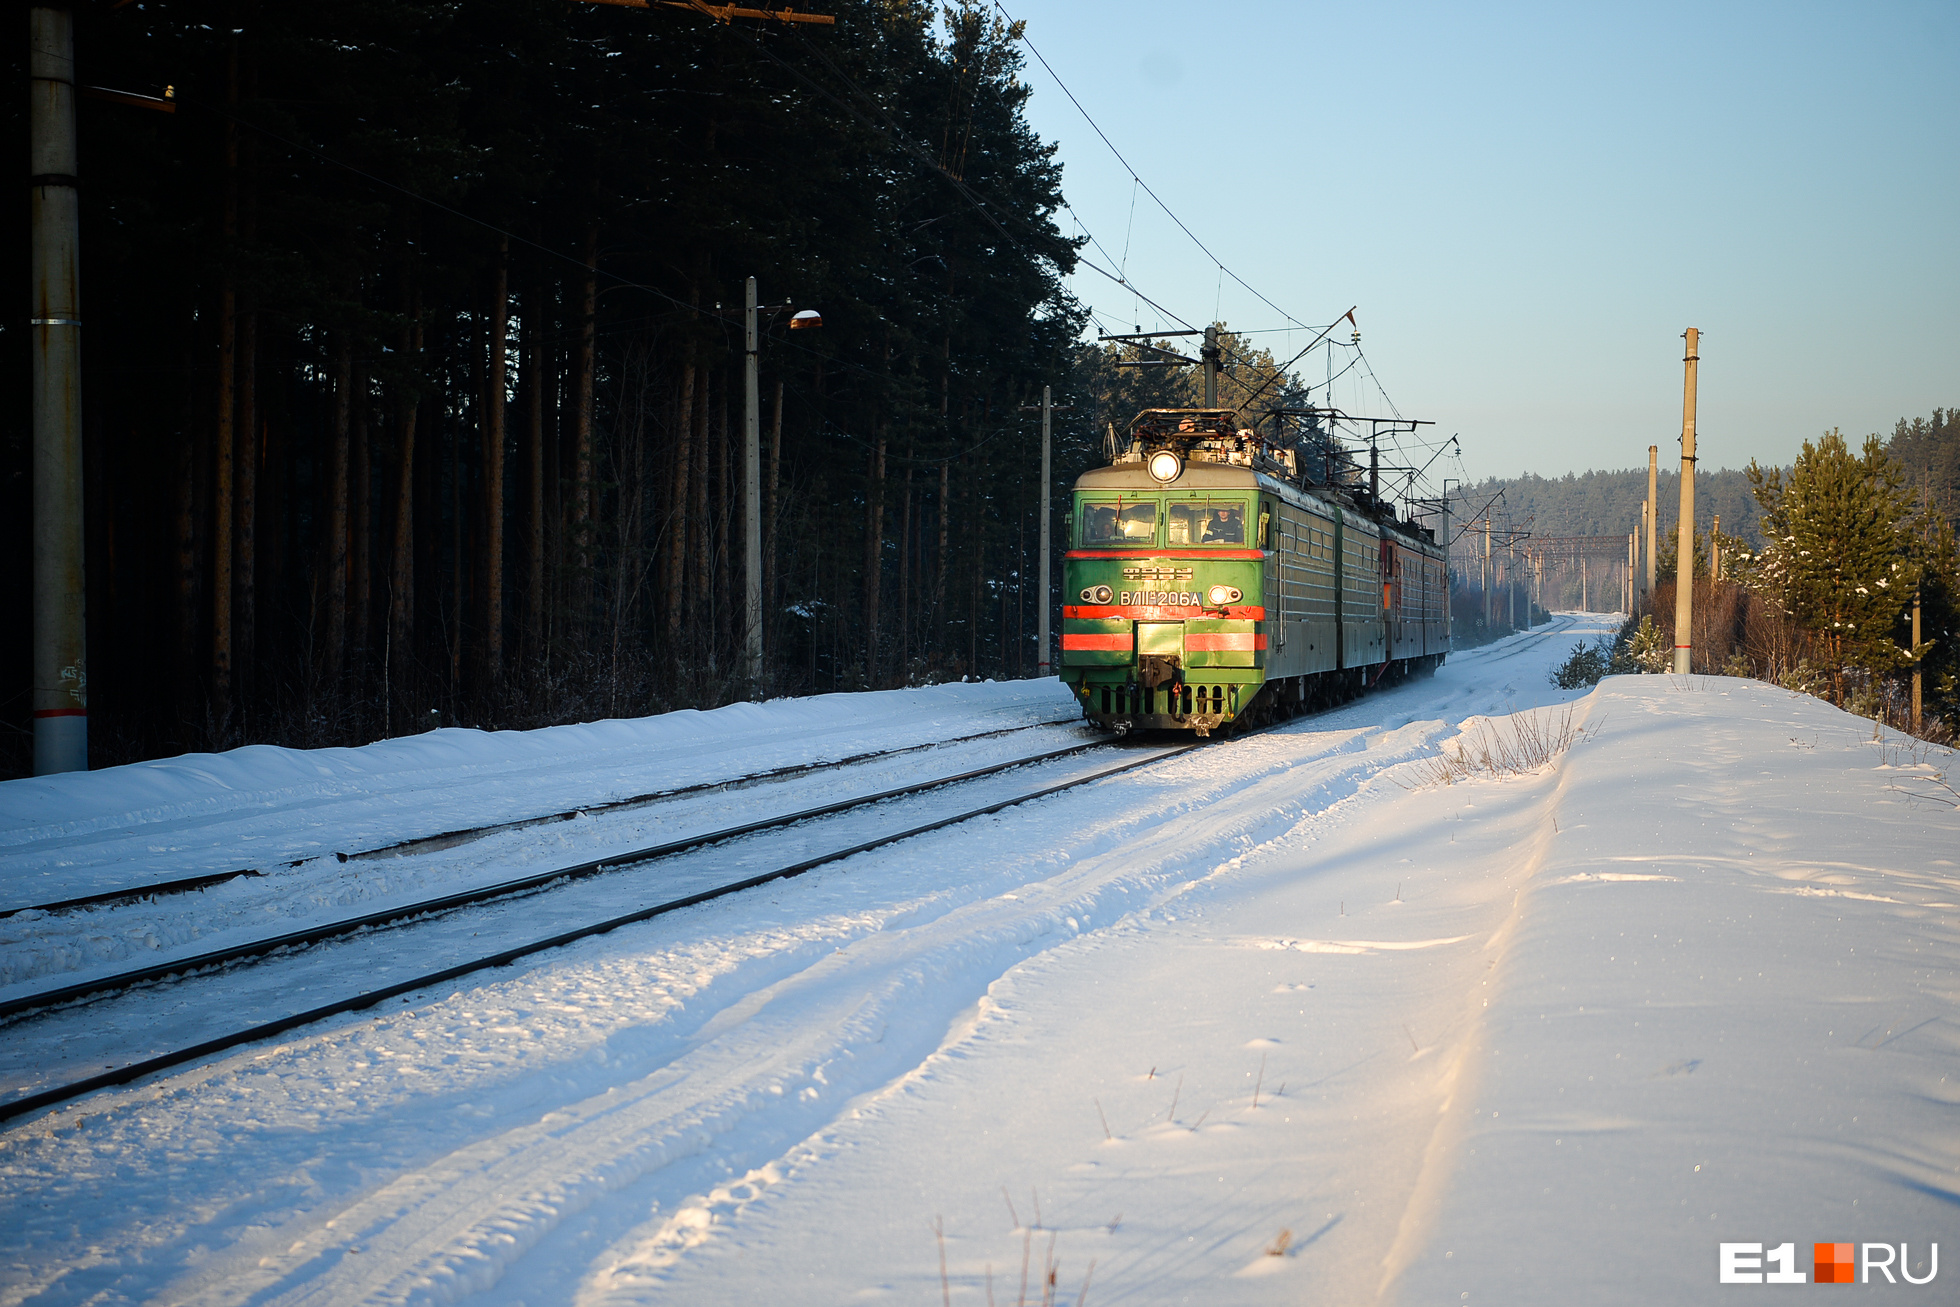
[1002,1,1958,481]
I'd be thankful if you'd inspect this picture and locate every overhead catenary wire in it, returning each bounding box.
[993,0,1313,335]
[779,13,1414,459]
[772,25,1205,334]
[973,8,1443,489]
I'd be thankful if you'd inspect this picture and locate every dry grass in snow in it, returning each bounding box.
[1405,703,1598,788]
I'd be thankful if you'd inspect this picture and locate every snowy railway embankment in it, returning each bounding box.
[2,620,1958,1306]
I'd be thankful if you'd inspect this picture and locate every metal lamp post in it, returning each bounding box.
[743,279,818,693]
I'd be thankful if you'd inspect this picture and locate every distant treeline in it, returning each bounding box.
[1463,409,1959,552]
[2,0,1108,778]
[1553,412,1960,736]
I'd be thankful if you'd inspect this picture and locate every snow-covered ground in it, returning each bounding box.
[0,681,1080,904]
[4,617,1957,1306]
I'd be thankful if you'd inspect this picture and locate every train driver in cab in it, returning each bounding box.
[1203,504,1244,544]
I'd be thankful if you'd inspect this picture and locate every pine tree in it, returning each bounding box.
[1743,430,1926,701]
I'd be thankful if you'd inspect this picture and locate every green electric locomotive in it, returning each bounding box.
[1060,409,1450,735]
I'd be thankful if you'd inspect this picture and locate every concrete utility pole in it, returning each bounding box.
[743,277,763,689]
[1440,481,1454,643]
[1673,328,1699,674]
[1912,590,1923,731]
[1506,540,1515,630]
[1038,384,1052,677]
[1711,513,1722,581]
[1646,446,1659,602]
[1200,324,1220,408]
[1482,516,1492,629]
[1635,502,1644,601]
[31,4,87,774]
[1016,389,1074,676]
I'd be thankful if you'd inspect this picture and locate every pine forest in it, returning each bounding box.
[3,0,1107,775]
[4,3,1957,777]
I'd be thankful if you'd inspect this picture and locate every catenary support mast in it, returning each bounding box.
[30,4,87,774]
[743,277,763,688]
[1673,328,1699,673]
[1646,446,1658,601]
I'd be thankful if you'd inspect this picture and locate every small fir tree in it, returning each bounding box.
[1744,431,1928,701]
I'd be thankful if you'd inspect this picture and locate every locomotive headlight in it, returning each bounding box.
[1206,584,1242,606]
[1091,584,1113,604]
[1146,449,1182,483]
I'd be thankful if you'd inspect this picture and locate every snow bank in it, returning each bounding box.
[0,679,1077,901]
[17,622,1950,1303]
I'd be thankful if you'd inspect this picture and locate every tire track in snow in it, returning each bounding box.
[140,719,1466,1306]
[6,631,1609,1305]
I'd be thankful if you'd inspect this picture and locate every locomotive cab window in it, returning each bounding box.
[1167,499,1247,545]
[1080,499,1158,545]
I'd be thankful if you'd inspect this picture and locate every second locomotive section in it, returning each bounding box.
[1060,409,1449,735]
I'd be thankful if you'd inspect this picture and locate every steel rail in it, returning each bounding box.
[0,740,1197,1125]
[1,716,1085,919]
[1452,614,1584,665]
[0,737,1118,1023]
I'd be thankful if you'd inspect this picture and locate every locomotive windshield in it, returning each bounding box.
[1167,499,1247,545]
[1080,499,1158,545]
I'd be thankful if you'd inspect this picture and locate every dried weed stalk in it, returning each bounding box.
[1871,724,1960,808]
[1405,704,1598,788]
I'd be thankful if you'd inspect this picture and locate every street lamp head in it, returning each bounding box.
[790,309,822,330]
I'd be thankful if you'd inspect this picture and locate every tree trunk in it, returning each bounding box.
[389,275,422,696]
[322,329,352,682]
[715,375,732,662]
[173,408,198,709]
[211,32,239,724]
[482,235,509,686]
[935,459,949,633]
[235,13,259,711]
[687,365,711,638]
[261,327,288,656]
[525,265,545,666]
[970,473,982,674]
[665,352,696,638]
[450,385,465,691]
[863,430,885,684]
[1014,505,1025,676]
[212,278,235,722]
[350,375,371,676]
[898,461,912,675]
[610,349,649,702]
[572,223,598,606]
[236,297,257,707]
[763,376,783,662]
[414,324,441,685]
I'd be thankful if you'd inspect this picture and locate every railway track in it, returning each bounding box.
[1448,613,1588,665]
[3,630,1609,1125]
[1,715,1086,919]
[0,735,1110,1022]
[0,734,1197,1125]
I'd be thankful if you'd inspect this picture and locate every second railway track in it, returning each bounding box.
[0,734,1114,1022]
[2,715,1087,919]
[1,734,1200,1123]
